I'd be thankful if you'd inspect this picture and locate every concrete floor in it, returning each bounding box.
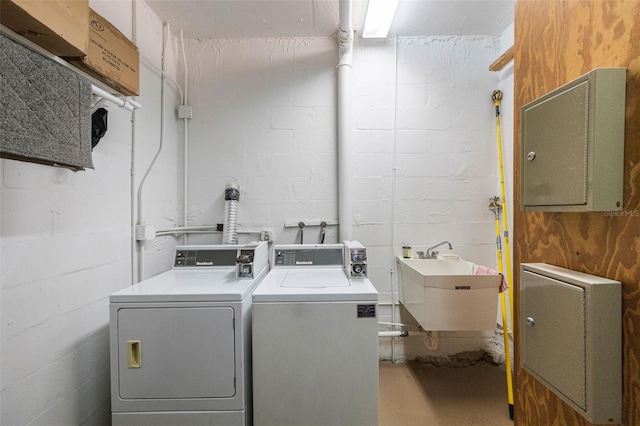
[379,361,513,426]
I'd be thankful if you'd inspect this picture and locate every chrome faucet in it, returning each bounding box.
[425,241,453,259]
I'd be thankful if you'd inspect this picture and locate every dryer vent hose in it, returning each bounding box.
[223,182,240,245]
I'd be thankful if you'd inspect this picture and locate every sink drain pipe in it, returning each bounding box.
[379,330,409,338]
[378,322,421,338]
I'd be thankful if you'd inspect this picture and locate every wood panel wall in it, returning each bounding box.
[513,1,640,425]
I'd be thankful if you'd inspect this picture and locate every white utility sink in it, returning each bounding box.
[396,256,502,331]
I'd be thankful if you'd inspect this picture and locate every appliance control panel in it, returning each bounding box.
[344,241,367,278]
[273,244,344,267]
[174,248,238,267]
[173,242,268,279]
[236,247,257,279]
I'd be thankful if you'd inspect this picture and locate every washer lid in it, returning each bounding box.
[110,267,267,303]
[281,270,349,288]
[252,268,378,302]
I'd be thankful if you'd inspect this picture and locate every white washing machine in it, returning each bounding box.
[109,242,268,426]
[252,242,379,426]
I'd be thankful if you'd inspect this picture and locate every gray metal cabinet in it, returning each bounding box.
[520,263,621,424]
[521,270,586,408]
[520,68,626,212]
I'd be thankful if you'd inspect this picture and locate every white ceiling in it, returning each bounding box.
[391,1,514,36]
[144,0,514,39]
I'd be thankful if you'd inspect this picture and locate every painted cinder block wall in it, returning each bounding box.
[0,0,181,424]
[353,35,509,360]
[184,32,512,360]
[184,37,339,246]
[1,1,516,424]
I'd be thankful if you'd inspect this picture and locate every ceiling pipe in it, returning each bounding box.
[91,85,141,111]
[338,0,354,242]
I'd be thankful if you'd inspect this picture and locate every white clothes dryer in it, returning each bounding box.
[109,242,268,426]
[252,242,379,426]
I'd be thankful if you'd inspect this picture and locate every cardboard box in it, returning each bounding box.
[0,0,89,57]
[2,3,139,96]
[65,8,139,96]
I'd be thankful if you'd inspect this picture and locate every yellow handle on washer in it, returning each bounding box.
[127,340,141,368]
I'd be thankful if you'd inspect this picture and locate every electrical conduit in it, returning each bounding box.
[136,22,169,282]
[180,30,189,245]
[131,0,138,285]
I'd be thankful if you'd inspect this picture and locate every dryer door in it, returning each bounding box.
[116,306,236,399]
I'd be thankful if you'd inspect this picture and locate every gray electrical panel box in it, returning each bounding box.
[520,263,621,424]
[521,68,626,212]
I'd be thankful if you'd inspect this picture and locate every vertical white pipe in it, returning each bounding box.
[390,36,399,362]
[182,119,188,245]
[131,107,138,284]
[131,0,138,285]
[338,0,354,242]
[137,21,168,282]
[180,30,189,245]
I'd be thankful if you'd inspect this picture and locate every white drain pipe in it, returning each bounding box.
[137,22,169,282]
[379,330,409,338]
[338,0,354,242]
[91,85,141,111]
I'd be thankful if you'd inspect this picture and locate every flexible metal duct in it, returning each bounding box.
[223,182,240,244]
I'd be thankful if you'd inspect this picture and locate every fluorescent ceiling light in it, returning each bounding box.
[362,0,400,38]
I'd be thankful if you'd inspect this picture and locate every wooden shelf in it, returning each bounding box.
[489,45,514,71]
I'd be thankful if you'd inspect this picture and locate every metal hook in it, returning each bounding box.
[319,221,327,244]
[298,221,305,244]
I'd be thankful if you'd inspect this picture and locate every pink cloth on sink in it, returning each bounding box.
[475,265,509,293]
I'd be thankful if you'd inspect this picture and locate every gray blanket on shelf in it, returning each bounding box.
[0,33,93,171]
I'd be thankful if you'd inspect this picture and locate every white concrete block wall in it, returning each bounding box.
[185,37,339,246]
[185,32,504,361]
[0,0,181,423]
[392,36,499,260]
[0,1,514,421]
[353,35,502,360]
